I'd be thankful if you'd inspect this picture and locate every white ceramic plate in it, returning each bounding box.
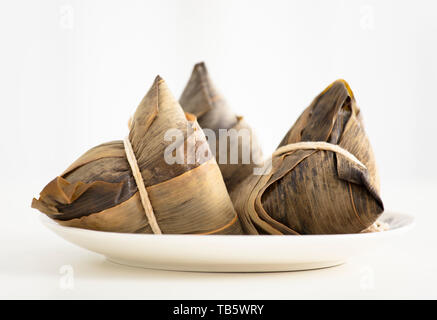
[40,211,414,272]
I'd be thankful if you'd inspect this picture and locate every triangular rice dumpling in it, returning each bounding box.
[32,76,242,235]
[180,62,263,192]
[232,80,383,235]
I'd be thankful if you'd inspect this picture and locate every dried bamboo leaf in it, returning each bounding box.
[32,76,242,235]
[232,80,383,235]
[179,62,263,192]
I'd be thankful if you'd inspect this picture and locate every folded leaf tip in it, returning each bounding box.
[153,75,165,85]
[322,79,355,99]
[194,61,206,70]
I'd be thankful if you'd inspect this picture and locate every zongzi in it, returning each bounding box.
[32,76,242,235]
[232,79,384,235]
[179,62,263,192]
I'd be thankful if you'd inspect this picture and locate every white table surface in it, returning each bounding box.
[1,180,436,299]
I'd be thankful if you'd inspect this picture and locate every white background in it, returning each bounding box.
[1,0,436,299]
